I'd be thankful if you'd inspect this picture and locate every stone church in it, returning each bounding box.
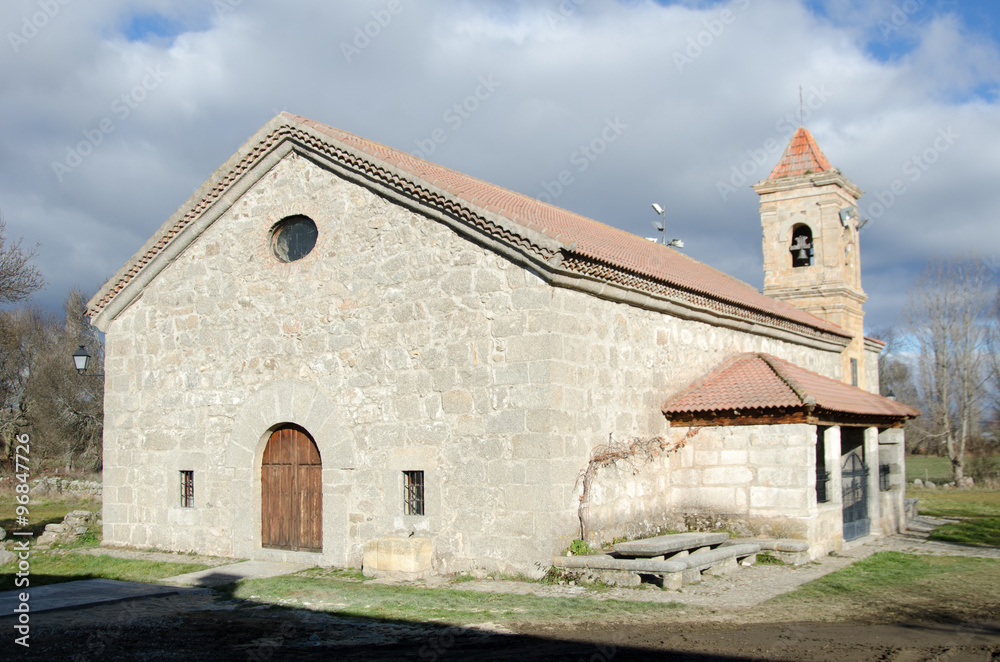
[88,113,917,576]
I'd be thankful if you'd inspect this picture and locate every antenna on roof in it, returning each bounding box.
[650,203,684,249]
[799,85,804,126]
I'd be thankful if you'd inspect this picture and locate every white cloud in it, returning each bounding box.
[0,0,997,331]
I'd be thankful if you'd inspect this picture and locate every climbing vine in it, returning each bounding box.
[577,428,701,541]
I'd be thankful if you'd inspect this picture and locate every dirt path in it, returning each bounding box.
[20,602,1000,661]
[12,521,1000,661]
[391,516,1000,611]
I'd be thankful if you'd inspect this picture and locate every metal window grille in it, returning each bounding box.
[816,471,831,503]
[403,471,425,516]
[879,464,891,492]
[180,470,194,508]
[815,427,829,503]
[850,358,859,387]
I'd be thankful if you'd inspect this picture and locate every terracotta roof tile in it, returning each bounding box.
[281,114,848,339]
[768,127,833,180]
[88,114,851,342]
[662,353,920,421]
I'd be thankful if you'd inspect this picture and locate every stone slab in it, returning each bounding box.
[683,543,761,571]
[703,555,739,577]
[613,532,729,558]
[162,561,313,587]
[563,565,685,590]
[553,554,687,574]
[725,538,809,553]
[0,579,209,616]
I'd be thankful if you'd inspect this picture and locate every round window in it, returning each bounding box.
[271,215,318,263]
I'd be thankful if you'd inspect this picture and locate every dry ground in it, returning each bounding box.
[13,592,1000,661]
[5,502,1000,661]
[14,540,1000,662]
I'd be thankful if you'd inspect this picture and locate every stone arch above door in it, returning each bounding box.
[227,380,353,563]
[227,380,353,471]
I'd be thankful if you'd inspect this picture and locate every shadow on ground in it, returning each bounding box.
[10,583,1000,662]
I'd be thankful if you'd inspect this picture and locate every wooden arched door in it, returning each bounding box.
[261,426,322,552]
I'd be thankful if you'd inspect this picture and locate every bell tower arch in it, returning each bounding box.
[753,127,867,387]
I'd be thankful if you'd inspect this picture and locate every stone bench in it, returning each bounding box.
[612,532,729,559]
[553,541,760,590]
[723,538,810,565]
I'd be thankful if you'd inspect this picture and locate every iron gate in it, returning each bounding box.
[842,449,870,541]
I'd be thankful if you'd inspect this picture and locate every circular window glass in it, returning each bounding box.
[271,215,318,263]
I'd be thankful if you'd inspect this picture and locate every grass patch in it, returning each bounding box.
[0,494,99,539]
[906,456,954,483]
[293,566,368,582]
[907,488,1000,519]
[229,575,682,625]
[764,552,1000,623]
[788,552,939,597]
[567,539,598,556]
[928,518,1000,547]
[906,455,1000,484]
[755,551,786,566]
[906,488,1000,547]
[0,552,209,590]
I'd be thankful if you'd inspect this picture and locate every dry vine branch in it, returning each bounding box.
[576,428,701,541]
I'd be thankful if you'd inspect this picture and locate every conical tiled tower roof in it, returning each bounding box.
[768,127,833,180]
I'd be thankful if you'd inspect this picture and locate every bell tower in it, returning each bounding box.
[753,128,867,388]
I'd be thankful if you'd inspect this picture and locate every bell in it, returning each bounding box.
[797,248,809,262]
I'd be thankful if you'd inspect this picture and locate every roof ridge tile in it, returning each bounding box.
[758,353,810,407]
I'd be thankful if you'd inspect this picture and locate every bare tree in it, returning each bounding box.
[904,256,996,483]
[0,309,45,459]
[24,290,104,472]
[869,325,927,453]
[0,214,44,304]
[869,326,917,400]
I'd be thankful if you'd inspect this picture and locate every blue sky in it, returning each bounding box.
[1,0,998,333]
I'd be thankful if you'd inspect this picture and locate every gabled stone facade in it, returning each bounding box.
[89,115,915,575]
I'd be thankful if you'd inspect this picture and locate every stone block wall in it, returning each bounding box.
[877,427,906,535]
[666,424,817,540]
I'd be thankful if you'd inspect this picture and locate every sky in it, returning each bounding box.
[1,0,998,333]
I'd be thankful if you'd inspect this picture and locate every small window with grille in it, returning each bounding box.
[816,426,830,503]
[180,470,194,508]
[403,470,425,516]
[851,358,859,387]
[879,464,891,492]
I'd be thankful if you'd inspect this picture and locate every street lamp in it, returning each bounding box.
[72,345,103,377]
[650,203,684,249]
